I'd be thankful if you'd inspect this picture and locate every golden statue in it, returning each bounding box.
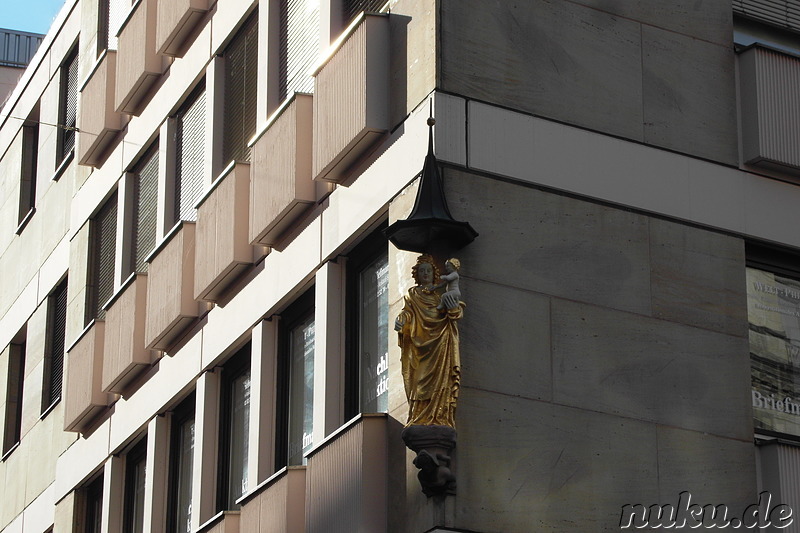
[395,254,464,428]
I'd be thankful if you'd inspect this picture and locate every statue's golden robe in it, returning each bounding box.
[397,286,462,427]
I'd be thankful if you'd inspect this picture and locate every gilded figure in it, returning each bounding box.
[395,254,464,428]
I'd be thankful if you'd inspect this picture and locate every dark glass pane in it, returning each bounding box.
[288,315,314,465]
[175,417,194,533]
[358,253,389,413]
[225,370,250,508]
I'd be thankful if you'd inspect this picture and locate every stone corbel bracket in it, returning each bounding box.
[402,424,457,497]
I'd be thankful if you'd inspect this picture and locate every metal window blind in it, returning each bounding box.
[223,12,258,165]
[132,143,158,273]
[3,342,25,454]
[89,195,117,321]
[18,123,38,223]
[343,0,386,25]
[175,87,206,223]
[59,49,78,161]
[107,0,129,50]
[45,278,67,408]
[734,0,800,32]
[279,0,320,100]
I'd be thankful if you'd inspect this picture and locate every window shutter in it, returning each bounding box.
[18,122,38,223]
[107,0,129,50]
[343,0,385,26]
[733,0,800,32]
[223,12,258,165]
[60,49,78,160]
[132,144,158,273]
[46,279,68,408]
[279,0,320,100]
[175,87,206,223]
[89,195,117,322]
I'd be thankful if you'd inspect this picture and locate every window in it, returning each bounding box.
[57,47,78,164]
[83,474,104,533]
[17,106,39,229]
[174,84,206,224]
[129,142,158,274]
[2,331,26,457]
[42,278,68,413]
[167,393,195,533]
[733,0,800,36]
[218,344,251,511]
[276,289,315,468]
[87,194,118,324]
[278,0,319,100]
[222,11,258,165]
[747,244,800,440]
[343,0,385,26]
[99,0,129,54]
[123,438,147,533]
[345,228,389,419]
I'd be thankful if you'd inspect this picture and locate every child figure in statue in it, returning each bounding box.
[435,258,461,311]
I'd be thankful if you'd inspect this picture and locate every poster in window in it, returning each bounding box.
[748,267,800,437]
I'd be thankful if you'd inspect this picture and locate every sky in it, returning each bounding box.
[0,0,66,35]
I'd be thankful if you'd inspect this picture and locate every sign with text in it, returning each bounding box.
[748,267,800,437]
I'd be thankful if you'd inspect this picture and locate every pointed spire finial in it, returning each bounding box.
[384,107,478,253]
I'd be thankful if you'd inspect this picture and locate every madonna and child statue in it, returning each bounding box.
[395,253,464,497]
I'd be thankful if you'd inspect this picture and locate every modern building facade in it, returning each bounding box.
[3,0,800,531]
[0,29,44,107]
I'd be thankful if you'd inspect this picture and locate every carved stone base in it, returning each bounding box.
[402,424,457,497]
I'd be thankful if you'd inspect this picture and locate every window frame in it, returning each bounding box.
[57,46,78,165]
[216,343,252,512]
[42,277,68,414]
[123,437,148,533]
[83,474,104,533]
[167,392,196,533]
[17,106,39,233]
[277,0,319,101]
[172,82,206,226]
[747,242,800,443]
[86,193,118,325]
[275,288,315,470]
[2,334,26,458]
[222,10,258,166]
[128,141,159,275]
[344,226,389,420]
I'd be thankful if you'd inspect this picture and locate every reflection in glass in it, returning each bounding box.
[359,254,389,413]
[748,267,800,437]
[174,416,194,533]
[288,315,315,465]
[225,370,251,508]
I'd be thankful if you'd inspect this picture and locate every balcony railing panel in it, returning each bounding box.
[64,322,107,432]
[305,415,387,533]
[240,467,306,533]
[156,0,209,56]
[739,44,800,174]
[102,274,151,393]
[195,162,252,302]
[116,0,162,114]
[312,14,389,183]
[250,95,315,246]
[145,222,198,351]
[77,50,121,167]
